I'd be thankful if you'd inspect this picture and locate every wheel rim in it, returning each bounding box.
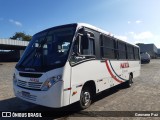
[81,91,91,106]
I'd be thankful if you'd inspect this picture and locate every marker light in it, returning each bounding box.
[13,73,17,85]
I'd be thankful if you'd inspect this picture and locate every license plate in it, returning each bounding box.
[22,91,30,97]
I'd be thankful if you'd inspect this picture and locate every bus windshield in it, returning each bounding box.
[16,25,76,72]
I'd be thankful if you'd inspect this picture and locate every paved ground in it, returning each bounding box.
[0,60,160,120]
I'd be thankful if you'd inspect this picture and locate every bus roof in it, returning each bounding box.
[34,23,139,48]
[77,23,139,48]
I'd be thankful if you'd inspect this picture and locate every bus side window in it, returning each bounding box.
[72,33,95,56]
[118,41,127,60]
[81,36,95,56]
[100,35,116,59]
[127,44,134,60]
[70,33,95,65]
[134,47,140,60]
[72,36,80,55]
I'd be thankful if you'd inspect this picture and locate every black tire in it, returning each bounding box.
[126,75,133,88]
[79,87,92,109]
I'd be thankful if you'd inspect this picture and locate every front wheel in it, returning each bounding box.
[79,87,92,109]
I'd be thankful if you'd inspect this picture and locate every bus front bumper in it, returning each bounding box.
[13,81,63,108]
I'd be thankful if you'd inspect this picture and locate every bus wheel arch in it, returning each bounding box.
[79,80,96,109]
[130,72,133,79]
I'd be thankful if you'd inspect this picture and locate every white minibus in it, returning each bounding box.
[13,23,141,109]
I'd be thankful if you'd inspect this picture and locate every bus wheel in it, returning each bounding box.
[126,75,133,87]
[79,87,92,109]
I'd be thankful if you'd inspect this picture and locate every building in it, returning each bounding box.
[136,43,158,58]
[157,49,160,57]
[0,39,29,62]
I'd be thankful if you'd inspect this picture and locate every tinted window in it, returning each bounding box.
[70,33,95,65]
[16,26,76,72]
[134,47,140,60]
[127,44,134,59]
[101,35,114,48]
[101,35,116,59]
[118,41,127,59]
[81,36,95,56]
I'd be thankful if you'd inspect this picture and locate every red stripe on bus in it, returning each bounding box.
[64,87,72,91]
[105,60,123,83]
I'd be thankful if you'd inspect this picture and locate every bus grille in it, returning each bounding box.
[17,80,43,90]
[19,72,43,78]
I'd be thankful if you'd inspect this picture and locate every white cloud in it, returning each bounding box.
[127,21,131,24]
[130,31,153,40]
[9,19,22,27]
[135,20,142,24]
[129,32,134,35]
[114,31,160,48]
[115,35,128,41]
[128,31,160,48]
[127,20,143,24]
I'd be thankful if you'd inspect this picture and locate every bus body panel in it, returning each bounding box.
[129,61,141,77]
[70,60,114,104]
[69,60,140,104]
[61,62,72,106]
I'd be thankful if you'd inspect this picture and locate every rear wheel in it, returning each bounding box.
[126,75,133,87]
[79,87,92,109]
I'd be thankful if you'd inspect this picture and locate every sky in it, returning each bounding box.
[0,0,160,47]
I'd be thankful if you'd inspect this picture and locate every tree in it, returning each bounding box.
[10,32,32,41]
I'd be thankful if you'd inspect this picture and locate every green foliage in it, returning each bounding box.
[10,32,32,41]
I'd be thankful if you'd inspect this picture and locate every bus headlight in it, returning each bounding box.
[13,73,17,84]
[41,75,62,91]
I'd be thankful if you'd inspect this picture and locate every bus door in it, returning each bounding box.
[69,29,97,103]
